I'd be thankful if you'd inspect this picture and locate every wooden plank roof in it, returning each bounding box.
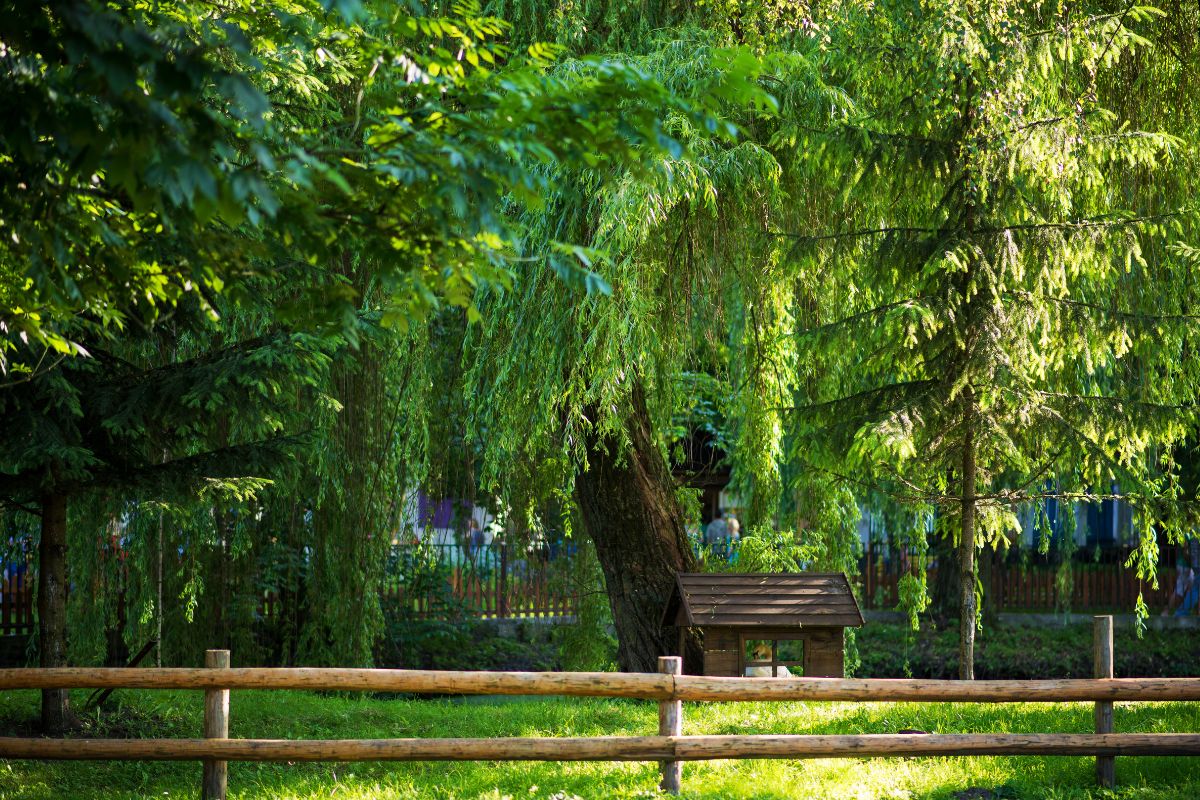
[663,573,864,629]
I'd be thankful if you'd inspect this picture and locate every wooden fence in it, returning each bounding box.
[0,566,33,638]
[2,617,1198,798]
[6,540,1188,638]
[2,543,575,640]
[381,542,574,620]
[860,543,1175,612]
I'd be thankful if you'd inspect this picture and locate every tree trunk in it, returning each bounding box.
[928,531,959,626]
[38,491,71,733]
[958,392,978,680]
[155,507,164,667]
[303,315,391,667]
[978,544,1000,629]
[574,385,701,673]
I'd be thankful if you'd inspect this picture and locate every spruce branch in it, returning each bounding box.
[796,297,929,338]
[1003,290,1200,326]
[772,208,1192,244]
[782,379,938,416]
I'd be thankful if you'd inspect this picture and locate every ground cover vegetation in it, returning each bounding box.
[2,688,1199,799]
[3,0,1200,761]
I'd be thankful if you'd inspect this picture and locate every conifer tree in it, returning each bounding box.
[0,304,329,732]
[781,0,1200,677]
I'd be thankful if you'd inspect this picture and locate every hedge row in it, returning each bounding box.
[855,621,1200,679]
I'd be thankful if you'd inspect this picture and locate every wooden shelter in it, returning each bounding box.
[663,573,864,678]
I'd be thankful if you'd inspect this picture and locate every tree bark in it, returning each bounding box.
[38,491,71,733]
[574,385,701,673]
[928,531,959,626]
[958,392,978,680]
[156,507,164,667]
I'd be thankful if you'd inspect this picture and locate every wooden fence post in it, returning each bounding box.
[1094,616,1114,788]
[658,655,682,795]
[203,649,230,800]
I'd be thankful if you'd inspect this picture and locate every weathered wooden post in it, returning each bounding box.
[203,649,230,800]
[658,655,682,794]
[1094,615,1114,788]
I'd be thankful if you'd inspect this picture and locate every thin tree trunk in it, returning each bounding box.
[979,544,1000,629]
[38,491,71,733]
[155,508,164,667]
[211,505,227,650]
[929,531,959,626]
[574,385,701,673]
[958,391,978,680]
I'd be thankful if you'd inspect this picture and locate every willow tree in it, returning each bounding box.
[390,3,883,672]
[389,30,845,670]
[2,0,743,686]
[262,6,770,664]
[782,0,1200,678]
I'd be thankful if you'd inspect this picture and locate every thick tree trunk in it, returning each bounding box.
[38,491,71,733]
[958,393,978,680]
[574,386,700,674]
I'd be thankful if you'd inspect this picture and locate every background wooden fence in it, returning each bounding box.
[2,542,576,640]
[0,564,33,638]
[860,541,1179,611]
[1,617,1198,798]
[380,542,574,620]
[5,540,1189,641]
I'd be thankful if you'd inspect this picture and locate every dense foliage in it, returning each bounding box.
[2,0,1199,718]
[858,620,1200,680]
[782,0,1200,676]
[0,0,742,727]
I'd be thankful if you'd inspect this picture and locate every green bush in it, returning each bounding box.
[379,617,558,672]
[857,621,1200,679]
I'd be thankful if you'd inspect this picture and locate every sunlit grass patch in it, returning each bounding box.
[1,689,1197,799]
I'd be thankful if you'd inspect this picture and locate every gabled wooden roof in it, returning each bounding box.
[662,572,865,628]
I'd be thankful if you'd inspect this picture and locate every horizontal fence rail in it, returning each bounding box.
[5,669,1200,703]
[3,734,1200,762]
[0,618,1195,798]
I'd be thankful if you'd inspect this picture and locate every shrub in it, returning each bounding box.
[857,621,1200,679]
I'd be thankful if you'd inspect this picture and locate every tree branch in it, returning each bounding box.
[772,208,1192,244]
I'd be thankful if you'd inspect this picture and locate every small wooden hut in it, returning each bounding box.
[662,572,864,677]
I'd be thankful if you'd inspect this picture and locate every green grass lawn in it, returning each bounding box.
[1,689,1198,799]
